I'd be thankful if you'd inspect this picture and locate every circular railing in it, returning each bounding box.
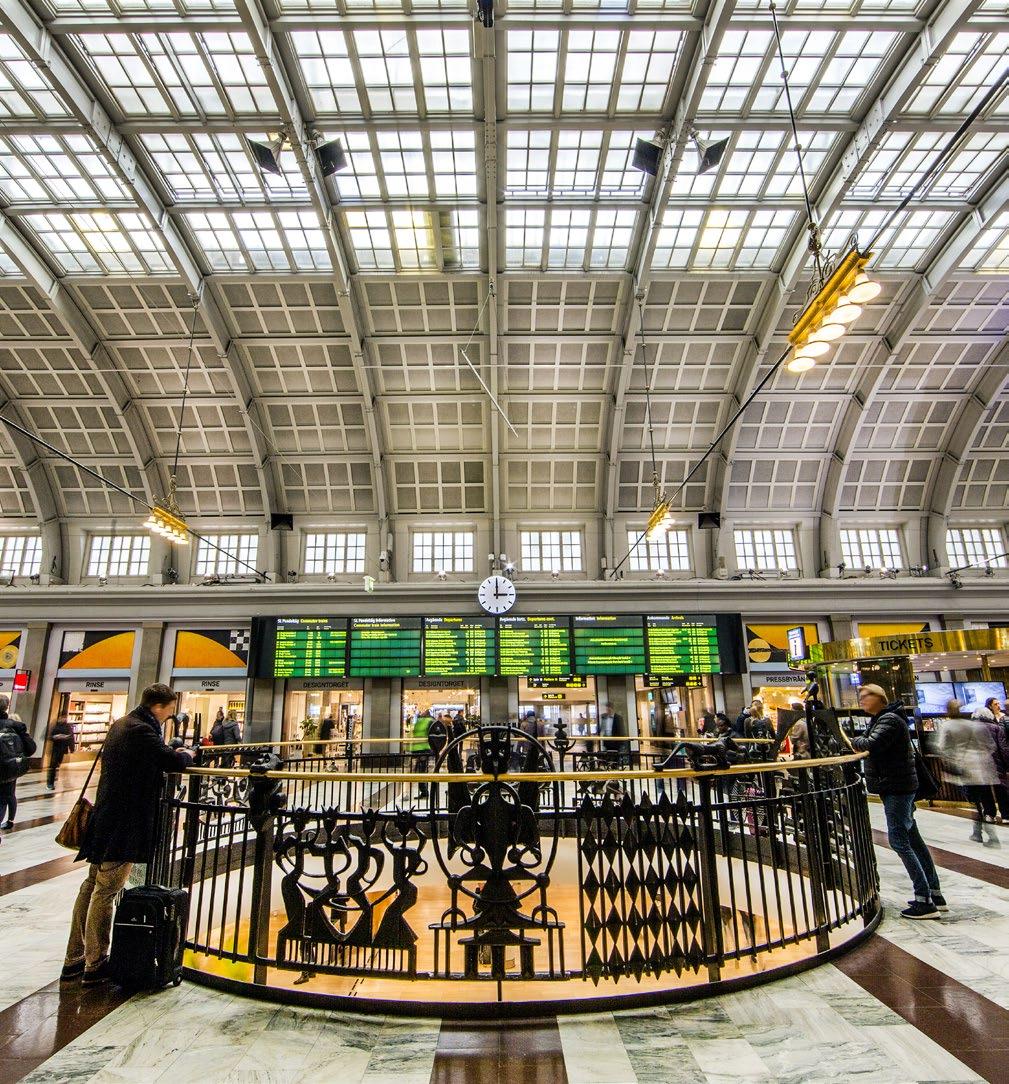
[150,726,880,1017]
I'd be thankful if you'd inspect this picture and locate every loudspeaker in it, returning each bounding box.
[270,513,294,531]
[632,139,662,177]
[697,512,721,529]
[317,139,347,177]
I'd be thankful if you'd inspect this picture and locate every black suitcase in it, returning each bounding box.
[109,885,188,990]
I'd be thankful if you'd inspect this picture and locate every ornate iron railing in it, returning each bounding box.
[151,725,879,1011]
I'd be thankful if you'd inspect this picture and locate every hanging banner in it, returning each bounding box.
[173,628,250,672]
[59,630,135,671]
[0,631,22,670]
[745,623,819,671]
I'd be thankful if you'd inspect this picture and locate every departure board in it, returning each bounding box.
[273,617,348,678]
[423,616,496,676]
[572,615,646,674]
[645,615,720,674]
[349,617,422,677]
[498,615,573,676]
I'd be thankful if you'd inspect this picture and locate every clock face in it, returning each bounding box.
[477,575,517,615]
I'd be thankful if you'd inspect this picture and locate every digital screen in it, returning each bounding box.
[645,615,720,675]
[349,617,422,677]
[499,616,573,676]
[915,682,954,715]
[645,674,704,688]
[423,617,496,676]
[787,626,807,661]
[526,675,586,689]
[955,681,1006,713]
[273,617,348,678]
[573,615,646,674]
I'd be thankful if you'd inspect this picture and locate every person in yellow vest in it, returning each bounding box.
[411,711,433,799]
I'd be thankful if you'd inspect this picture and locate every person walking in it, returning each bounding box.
[598,702,624,757]
[850,683,945,919]
[979,704,1009,823]
[410,709,433,800]
[47,716,76,791]
[61,683,193,986]
[944,704,1004,844]
[0,697,37,834]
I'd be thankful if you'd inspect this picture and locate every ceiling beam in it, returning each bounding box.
[0,0,278,520]
[601,0,738,562]
[233,0,390,534]
[714,0,989,526]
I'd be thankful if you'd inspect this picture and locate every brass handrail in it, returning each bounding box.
[200,735,776,748]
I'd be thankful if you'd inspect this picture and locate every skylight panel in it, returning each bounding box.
[651,209,704,269]
[562,30,621,111]
[430,131,478,198]
[440,208,481,269]
[618,31,682,111]
[822,207,955,268]
[290,31,361,114]
[507,29,560,111]
[904,32,1009,118]
[185,209,331,271]
[693,208,796,269]
[961,211,1009,272]
[330,132,380,199]
[345,209,395,269]
[0,246,19,276]
[547,208,591,268]
[378,131,430,198]
[0,34,68,118]
[589,208,638,268]
[353,29,416,112]
[700,30,773,113]
[506,130,552,194]
[139,132,307,203]
[0,134,131,205]
[554,130,603,193]
[852,131,1009,202]
[25,210,173,274]
[416,29,473,112]
[505,208,546,266]
[392,209,439,269]
[505,129,649,198]
[600,131,653,197]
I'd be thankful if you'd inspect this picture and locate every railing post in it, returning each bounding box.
[248,817,275,985]
[696,775,724,983]
[178,769,204,891]
[797,769,832,953]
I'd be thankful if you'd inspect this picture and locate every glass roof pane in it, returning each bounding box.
[850,130,1009,202]
[821,207,956,268]
[328,131,381,200]
[507,29,560,111]
[505,128,651,199]
[0,34,69,118]
[651,209,704,269]
[903,32,1009,118]
[960,211,1009,272]
[185,208,331,272]
[546,207,591,268]
[291,31,360,114]
[505,207,546,267]
[415,29,473,112]
[0,133,132,205]
[391,209,439,269]
[73,32,276,117]
[440,208,481,269]
[139,132,307,203]
[0,244,20,276]
[699,30,773,113]
[692,208,797,269]
[344,209,395,269]
[429,130,478,198]
[24,210,173,274]
[590,208,639,268]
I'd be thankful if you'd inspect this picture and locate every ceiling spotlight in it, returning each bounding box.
[632,138,663,177]
[246,133,287,176]
[689,129,729,175]
[847,272,882,304]
[143,505,190,545]
[786,355,816,374]
[316,138,348,178]
[831,294,862,324]
[645,497,676,541]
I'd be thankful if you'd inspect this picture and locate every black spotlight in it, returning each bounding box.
[317,138,348,178]
[691,131,729,175]
[632,138,663,177]
[246,135,284,176]
[476,0,493,28]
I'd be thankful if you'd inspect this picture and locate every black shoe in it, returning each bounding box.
[82,961,112,986]
[901,900,941,920]
[60,961,86,982]
[931,893,948,912]
[46,784,55,792]
[0,820,11,830]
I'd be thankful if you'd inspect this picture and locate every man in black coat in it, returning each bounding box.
[0,696,37,832]
[62,683,193,985]
[850,683,944,920]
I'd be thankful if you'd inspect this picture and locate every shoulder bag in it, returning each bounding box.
[911,735,938,803]
[55,745,102,851]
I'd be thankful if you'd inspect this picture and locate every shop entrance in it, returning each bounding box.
[174,686,247,743]
[402,680,480,746]
[517,677,597,741]
[634,676,713,737]
[51,681,129,759]
[283,684,364,745]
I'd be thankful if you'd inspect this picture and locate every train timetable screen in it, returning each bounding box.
[272,617,348,678]
[572,615,646,674]
[423,616,496,676]
[645,615,720,674]
[349,617,422,677]
[498,615,573,676]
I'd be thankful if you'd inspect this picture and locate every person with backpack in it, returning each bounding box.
[0,695,38,833]
[47,716,76,791]
[210,710,242,768]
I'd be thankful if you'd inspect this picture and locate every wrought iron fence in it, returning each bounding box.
[151,725,879,1009]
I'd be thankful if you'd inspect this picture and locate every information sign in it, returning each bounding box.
[349,617,422,677]
[572,615,646,674]
[423,616,496,676]
[645,615,720,674]
[498,615,573,676]
[273,617,348,678]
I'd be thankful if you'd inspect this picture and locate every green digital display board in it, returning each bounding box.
[423,616,496,676]
[273,617,348,678]
[645,615,720,675]
[498,615,573,676]
[572,615,646,674]
[349,617,422,677]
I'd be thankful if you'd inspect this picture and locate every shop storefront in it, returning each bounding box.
[518,676,597,739]
[745,621,821,723]
[634,674,712,737]
[283,678,364,744]
[167,627,250,741]
[48,629,137,759]
[402,678,480,744]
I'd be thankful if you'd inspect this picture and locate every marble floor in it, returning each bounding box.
[2,775,1007,1084]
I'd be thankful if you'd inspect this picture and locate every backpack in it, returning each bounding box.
[210,721,226,744]
[0,723,28,783]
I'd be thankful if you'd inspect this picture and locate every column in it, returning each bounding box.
[11,621,52,751]
[132,621,165,695]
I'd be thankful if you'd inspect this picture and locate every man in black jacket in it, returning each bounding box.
[850,683,944,919]
[62,683,193,985]
[0,696,37,833]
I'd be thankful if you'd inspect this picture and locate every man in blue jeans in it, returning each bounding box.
[851,683,944,919]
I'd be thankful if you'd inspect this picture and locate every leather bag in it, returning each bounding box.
[55,746,102,850]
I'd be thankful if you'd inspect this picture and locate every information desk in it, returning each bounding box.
[423,616,496,676]
[498,615,573,676]
[349,617,422,677]
[572,615,647,674]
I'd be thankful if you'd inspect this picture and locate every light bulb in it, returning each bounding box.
[847,272,881,304]
[795,339,830,359]
[812,320,845,342]
[787,355,816,374]
[831,294,862,324]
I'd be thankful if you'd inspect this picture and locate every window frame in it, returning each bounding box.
[0,534,42,578]
[86,534,151,578]
[839,528,904,571]
[733,528,798,573]
[303,531,367,575]
[626,528,692,573]
[411,530,475,574]
[193,533,260,578]
[519,529,584,573]
[945,527,1008,570]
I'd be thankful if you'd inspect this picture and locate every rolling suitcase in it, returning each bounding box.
[109,885,188,990]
